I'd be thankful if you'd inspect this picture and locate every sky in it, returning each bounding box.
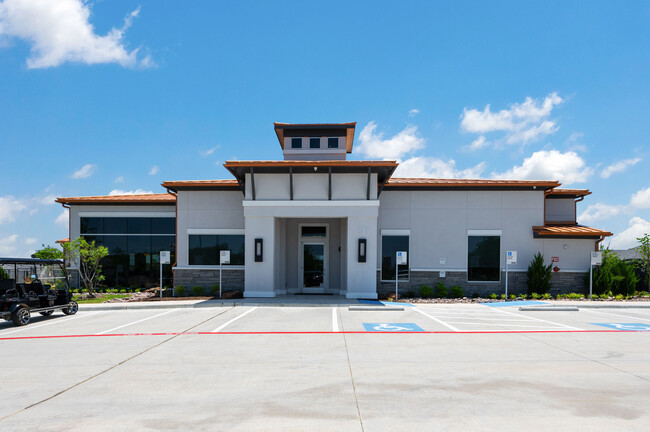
[0,0,649,257]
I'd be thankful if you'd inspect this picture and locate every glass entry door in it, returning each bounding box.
[302,242,326,291]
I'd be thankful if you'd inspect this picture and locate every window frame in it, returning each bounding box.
[291,137,303,149]
[380,230,410,282]
[309,137,321,149]
[327,137,339,149]
[187,229,245,267]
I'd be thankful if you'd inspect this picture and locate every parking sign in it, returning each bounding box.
[396,251,407,265]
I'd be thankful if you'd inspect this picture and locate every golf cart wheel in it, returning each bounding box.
[62,301,78,315]
[12,307,31,326]
[39,311,54,316]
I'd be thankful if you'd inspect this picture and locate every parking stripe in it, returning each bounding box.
[332,307,339,332]
[412,307,461,331]
[0,312,104,336]
[212,307,257,332]
[581,309,650,323]
[96,309,178,335]
[490,307,580,330]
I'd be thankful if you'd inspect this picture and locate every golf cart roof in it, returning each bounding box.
[0,258,64,265]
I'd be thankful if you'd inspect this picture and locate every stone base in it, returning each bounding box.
[174,268,245,293]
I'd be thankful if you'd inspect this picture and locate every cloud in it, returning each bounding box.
[24,237,37,245]
[408,108,420,117]
[492,150,593,185]
[0,234,18,255]
[395,157,486,179]
[608,217,650,249]
[38,194,57,205]
[0,0,151,69]
[114,176,124,183]
[55,209,68,227]
[630,186,650,208]
[466,135,489,152]
[200,146,220,157]
[0,195,27,224]
[600,158,642,179]
[355,122,425,159]
[149,165,159,175]
[109,189,154,196]
[460,92,563,145]
[71,163,96,179]
[578,203,627,225]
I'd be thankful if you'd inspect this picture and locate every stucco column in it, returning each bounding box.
[346,215,378,299]
[244,216,276,297]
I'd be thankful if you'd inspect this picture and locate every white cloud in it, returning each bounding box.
[200,146,220,157]
[492,150,593,185]
[566,132,584,143]
[355,122,425,160]
[24,237,37,245]
[0,0,151,69]
[55,209,68,227]
[38,194,57,205]
[609,217,650,249]
[71,163,96,179]
[395,157,486,179]
[0,195,27,224]
[466,135,489,152]
[408,108,420,117]
[578,203,627,225]
[0,234,18,255]
[600,158,641,179]
[109,189,153,196]
[460,93,563,145]
[114,176,124,183]
[630,186,650,208]
[149,165,159,175]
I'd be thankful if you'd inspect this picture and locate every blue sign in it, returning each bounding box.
[363,323,424,332]
[591,323,650,331]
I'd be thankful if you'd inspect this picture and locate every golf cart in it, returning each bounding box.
[0,258,78,326]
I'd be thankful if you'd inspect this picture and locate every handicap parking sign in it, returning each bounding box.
[363,323,424,332]
[591,323,650,331]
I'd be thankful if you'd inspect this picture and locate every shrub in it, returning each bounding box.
[530,293,540,300]
[541,293,551,300]
[210,283,219,297]
[592,249,640,296]
[435,282,448,298]
[489,293,498,300]
[500,294,506,300]
[527,252,552,295]
[449,285,464,298]
[420,284,434,298]
[508,294,517,300]
[615,294,624,300]
[192,285,205,297]
[175,285,185,297]
[0,266,10,279]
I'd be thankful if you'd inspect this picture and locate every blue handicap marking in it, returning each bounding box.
[591,323,650,331]
[363,323,424,332]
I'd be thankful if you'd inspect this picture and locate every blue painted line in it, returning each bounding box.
[363,323,424,332]
[590,323,650,331]
[482,301,548,307]
[358,300,414,307]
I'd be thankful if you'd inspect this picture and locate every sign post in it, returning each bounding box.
[505,251,517,299]
[160,251,171,298]
[395,251,407,301]
[590,251,602,300]
[219,250,230,299]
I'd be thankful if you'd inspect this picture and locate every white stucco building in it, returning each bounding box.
[57,122,612,298]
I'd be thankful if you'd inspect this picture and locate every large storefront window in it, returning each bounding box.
[189,235,245,265]
[468,235,500,281]
[80,217,175,288]
[381,235,409,281]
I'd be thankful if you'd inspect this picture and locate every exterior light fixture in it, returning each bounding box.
[358,238,366,262]
[255,238,263,262]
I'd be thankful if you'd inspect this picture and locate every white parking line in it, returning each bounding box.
[96,309,178,335]
[490,307,580,330]
[444,321,565,329]
[581,309,650,323]
[413,307,460,332]
[0,312,104,336]
[332,307,339,332]
[212,307,257,332]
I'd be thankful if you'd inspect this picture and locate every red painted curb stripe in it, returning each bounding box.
[0,329,634,341]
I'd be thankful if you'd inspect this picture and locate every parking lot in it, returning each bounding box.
[1,301,650,431]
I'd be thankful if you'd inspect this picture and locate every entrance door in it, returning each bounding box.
[301,242,327,293]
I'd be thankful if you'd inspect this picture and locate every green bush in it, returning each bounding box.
[500,294,506,300]
[541,293,551,300]
[527,252,552,295]
[191,285,205,296]
[0,267,10,279]
[175,285,185,297]
[615,294,624,300]
[210,283,219,297]
[508,294,517,300]
[435,282,447,298]
[592,249,640,296]
[530,293,540,300]
[488,293,498,300]
[449,285,464,298]
[420,284,434,298]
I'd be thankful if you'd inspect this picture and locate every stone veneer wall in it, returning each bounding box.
[174,269,245,292]
[376,270,587,297]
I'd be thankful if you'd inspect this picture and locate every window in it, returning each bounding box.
[381,235,409,281]
[310,137,320,148]
[468,235,500,281]
[301,226,326,237]
[328,137,339,148]
[189,235,245,265]
[291,138,302,149]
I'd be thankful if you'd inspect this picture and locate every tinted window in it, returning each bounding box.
[103,218,127,234]
[468,236,500,281]
[80,217,102,234]
[189,235,244,265]
[128,218,151,234]
[381,235,409,281]
[291,138,302,149]
[151,218,175,234]
[301,226,326,237]
[310,138,320,148]
[328,137,339,148]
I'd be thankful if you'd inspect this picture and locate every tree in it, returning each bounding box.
[637,233,650,289]
[32,244,64,260]
[0,266,9,280]
[593,248,640,296]
[63,237,109,296]
[527,252,552,295]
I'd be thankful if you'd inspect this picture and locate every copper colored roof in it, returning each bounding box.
[532,225,613,238]
[56,194,176,205]
[161,179,240,188]
[386,178,560,189]
[56,238,69,244]
[274,122,357,153]
[546,188,591,198]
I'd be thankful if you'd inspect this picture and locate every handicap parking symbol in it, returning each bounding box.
[363,323,424,332]
[591,323,650,331]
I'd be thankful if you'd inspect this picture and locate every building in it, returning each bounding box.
[56,122,612,298]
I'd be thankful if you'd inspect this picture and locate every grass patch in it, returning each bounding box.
[73,294,132,304]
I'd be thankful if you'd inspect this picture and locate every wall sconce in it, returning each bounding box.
[358,238,366,263]
[255,238,263,262]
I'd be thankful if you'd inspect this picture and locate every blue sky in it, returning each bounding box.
[0,0,649,256]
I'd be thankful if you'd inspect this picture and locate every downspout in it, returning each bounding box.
[595,235,606,252]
